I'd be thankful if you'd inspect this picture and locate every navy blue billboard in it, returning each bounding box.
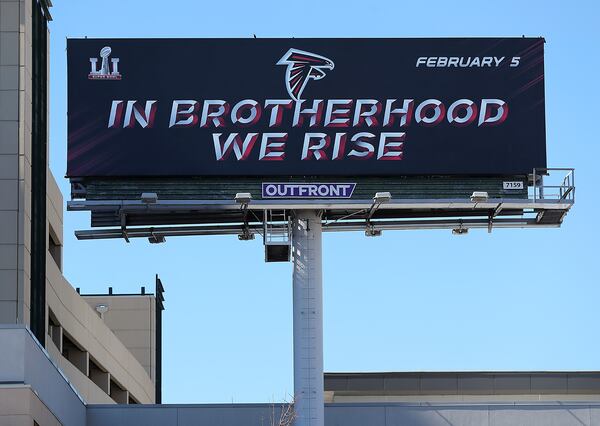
[67,38,546,177]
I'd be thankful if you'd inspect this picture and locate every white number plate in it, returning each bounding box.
[503,181,524,190]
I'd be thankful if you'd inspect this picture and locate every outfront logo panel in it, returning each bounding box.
[67,38,546,177]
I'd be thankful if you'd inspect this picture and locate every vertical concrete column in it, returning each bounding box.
[292,210,324,426]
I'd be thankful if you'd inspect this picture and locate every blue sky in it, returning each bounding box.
[48,0,599,403]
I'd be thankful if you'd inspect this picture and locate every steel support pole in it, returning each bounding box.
[292,210,324,426]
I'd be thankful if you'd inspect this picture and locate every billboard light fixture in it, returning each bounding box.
[452,227,469,236]
[365,192,392,236]
[235,193,253,240]
[235,192,252,205]
[148,233,166,244]
[470,191,489,203]
[238,231,255,241]
[365,225,382,237]
[373,192,392,204]
[141,192,158,204]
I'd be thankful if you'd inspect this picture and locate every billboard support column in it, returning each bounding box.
[292,210,324,426]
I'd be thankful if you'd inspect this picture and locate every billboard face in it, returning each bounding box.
[67,38,546,177]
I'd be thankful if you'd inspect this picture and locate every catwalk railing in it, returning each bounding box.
[69,168,575,242]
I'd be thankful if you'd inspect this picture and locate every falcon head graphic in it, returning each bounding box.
[277,48,334,101]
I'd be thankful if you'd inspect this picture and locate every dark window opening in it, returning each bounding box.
[48,309,61,350]
[110,378,129,404]
[48,231,62,270]
[48,310,58,329]
[89,358,110,394]
[62,332,88,375]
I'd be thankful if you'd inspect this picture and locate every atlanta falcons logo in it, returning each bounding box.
[277,48,334,101]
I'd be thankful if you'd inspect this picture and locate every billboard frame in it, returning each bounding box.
[69,168,574,241]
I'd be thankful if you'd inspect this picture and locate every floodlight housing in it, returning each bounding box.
[148,234,166,244]
[141,192,158,204]
[365,227,382,237]
[452,227,469,236]
[373,192,392,204]
[470,191,489,203]
[235,192,252,204]
[238,231,255,241]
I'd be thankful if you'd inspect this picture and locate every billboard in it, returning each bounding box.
[67,38,546,177]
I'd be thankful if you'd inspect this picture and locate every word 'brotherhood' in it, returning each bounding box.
[106,98,508,161]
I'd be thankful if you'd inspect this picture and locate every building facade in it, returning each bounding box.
[0,0,161,420]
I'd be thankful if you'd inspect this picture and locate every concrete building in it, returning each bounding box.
[5,332,600,426]
[0,0,162,417]
[324,372,600,403]
[1,1,598,425]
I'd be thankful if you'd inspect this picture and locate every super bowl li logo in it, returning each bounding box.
[88,46,121,80]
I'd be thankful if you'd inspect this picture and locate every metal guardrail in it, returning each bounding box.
[263,210,290,245]
[532,168,575,203]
